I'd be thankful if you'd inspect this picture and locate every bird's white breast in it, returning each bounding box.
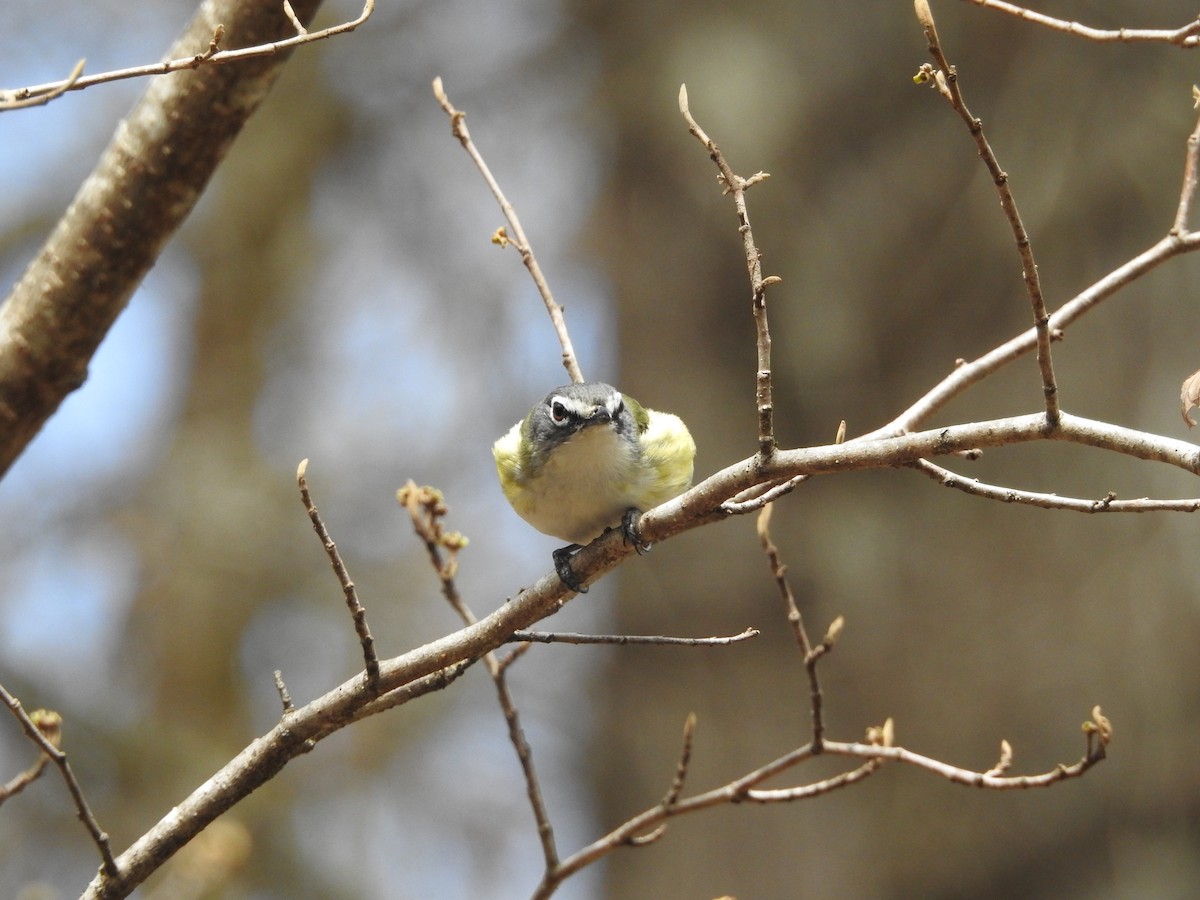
[509,423,642,544]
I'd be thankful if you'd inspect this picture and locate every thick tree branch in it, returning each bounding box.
[0,0,328,479]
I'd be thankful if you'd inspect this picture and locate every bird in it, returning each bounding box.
[493,382,696,592]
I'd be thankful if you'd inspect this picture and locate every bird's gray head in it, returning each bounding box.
[522,382,637,463]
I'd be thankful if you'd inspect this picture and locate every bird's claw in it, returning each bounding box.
[622,507,652,555]
[552,544,587,593]
[552,511,650,593]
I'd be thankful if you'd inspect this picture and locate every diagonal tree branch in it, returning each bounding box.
[0,0,328,479]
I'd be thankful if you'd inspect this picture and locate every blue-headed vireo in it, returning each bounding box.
[493,382,696,592]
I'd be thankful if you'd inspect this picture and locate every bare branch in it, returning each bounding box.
[79,418,1135,897]
[538,704,1107,895]
[1173,99,1200,234]
[756,504,841,747]
[679,84,779,459]
[624,713,699,850]
[1,685,116,875]
[0,58,85,111]
[298,459,380,688]
[721,475,809,514]
[893,23,1200,446]
[864,231,1200,440]
[0,704,60,805]
[282,1,308,36]
[823,706,1110,789]
[984,740,1014,778]
[661,713,697,809]
[431,77,584,384]
[960,0,1200,47]
[27,10,1177,890]
[510,627,759,646]
[915,0,1060,424]
[496,641,534,674]
[911,458,1200,513]
[350,659,477,723]
[0,0,343,479]
[397,480,561,874]
[273,670,295,714]
[396,481,473,622]
[0,1,375,110]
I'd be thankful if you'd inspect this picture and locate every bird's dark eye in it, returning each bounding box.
[550,400,568,423]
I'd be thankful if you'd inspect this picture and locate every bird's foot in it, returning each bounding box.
[621,507,652,555]
[552,544,587,593]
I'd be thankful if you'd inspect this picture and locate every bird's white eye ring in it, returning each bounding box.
[550,399,569,424]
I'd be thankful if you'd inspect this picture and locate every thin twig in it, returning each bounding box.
[0,1,375,110]
[349,659,478,723]
[0,748,51,803]
[273,670,295,714]
[431,77,584,384]
[984,739,1014,778]
[662,713,697,808]
[297,459,380,689]
[961,0,1200,47]
[756,505,841,748]
[510,627,759,646]
[721,475,809,514]
[724,421,843,512]
[678,84,779,459]
[823,705,1111,788]
[496,641,534,674]
[282,1,308,36]
[397,481,560,873]
[1174,98,1200,234]
[911,458,1200,512]
[0,58,85,111]
[0,706,60,805]
[915,0,1060,425]
[1,685,117,875]
[537,705,1109,896]
[396,481,473,622]
[626,713,698,848]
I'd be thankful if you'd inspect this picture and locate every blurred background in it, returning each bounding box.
[2,0,1199,897]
